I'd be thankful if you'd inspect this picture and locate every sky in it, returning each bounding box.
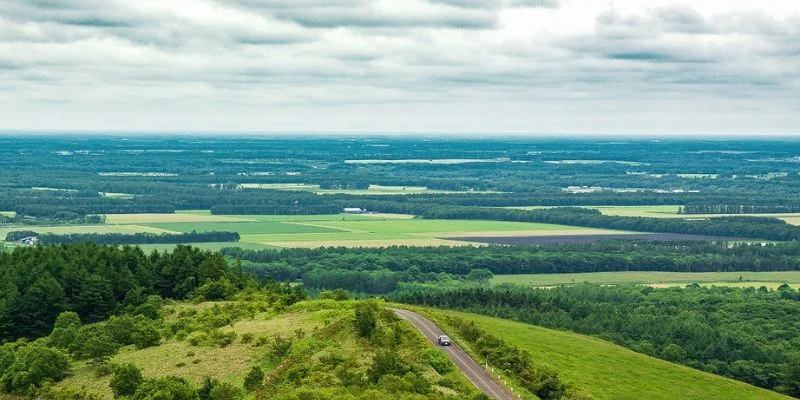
[0,0,799,135]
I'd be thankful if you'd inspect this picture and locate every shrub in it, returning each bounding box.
[354,301,378,338]
[0,342,71,394]
[367,350,407,383]
[132,377,198,400]
[209,382,243,400]
[425,348,453,374]
[269,335,292,359]
[110,364,143,398]
[243,366,264,392]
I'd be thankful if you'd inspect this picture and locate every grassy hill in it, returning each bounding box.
[431,310,790,400]
[52,300,484,400]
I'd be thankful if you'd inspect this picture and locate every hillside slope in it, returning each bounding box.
[435,310,790,400]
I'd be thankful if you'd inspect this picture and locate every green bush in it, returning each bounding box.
[132,377,198,400]
[354,301,378,338]
[243,366,264,392]
[0,342,71,394]
[110,364,143,398]
[425,348,453,374]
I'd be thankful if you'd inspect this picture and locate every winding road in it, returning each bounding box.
[392,308,515,400]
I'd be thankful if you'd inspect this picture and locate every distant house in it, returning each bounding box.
[343,208,366,214]
[17,236,39,246]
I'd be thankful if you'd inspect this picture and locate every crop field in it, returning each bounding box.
[239,183,495,195]
[0,212,627,249]
[492,271,800,289]
[436,310,789,400]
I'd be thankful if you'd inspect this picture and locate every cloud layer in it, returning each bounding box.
[0,0,798,134]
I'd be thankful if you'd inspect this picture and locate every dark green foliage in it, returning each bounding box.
[367,350,408,383]
[0,244,243,342]
[208,382,243,400]
[132,377,198,400]
[354,301,378,338]
[268,335,292,359]
[110,364,144,398]
[243,366,264,392]
[0,342,71,394]
[425,348,453,374]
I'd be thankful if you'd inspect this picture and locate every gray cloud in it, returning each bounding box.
[0,0,798,134]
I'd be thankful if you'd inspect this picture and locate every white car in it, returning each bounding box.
[437,335,451,346]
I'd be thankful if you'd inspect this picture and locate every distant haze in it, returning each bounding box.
[1,0,799,135]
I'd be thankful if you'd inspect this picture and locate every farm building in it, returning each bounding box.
[343,208,366,214]
[16,236,39,246]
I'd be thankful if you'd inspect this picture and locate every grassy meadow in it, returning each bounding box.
[492,271,800,289]
[434,310,790,400]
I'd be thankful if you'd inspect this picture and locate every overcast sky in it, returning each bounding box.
[1,0,798,135]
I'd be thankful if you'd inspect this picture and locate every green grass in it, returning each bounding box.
[437,310,790,400]
[492,271,800,288]
[142,221,346,235]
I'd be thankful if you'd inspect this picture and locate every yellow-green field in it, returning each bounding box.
[434,309,790,400]
[1,211,633,249]
[510,205,800,225]
[238,183,496,195]
[492,271,800,289]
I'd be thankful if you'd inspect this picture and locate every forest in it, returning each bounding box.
[2,137,800,221]
[220,241,800,294]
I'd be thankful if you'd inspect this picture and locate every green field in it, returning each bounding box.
[3,212,629,249]
[435,309,789,400]
[492,271,800,289]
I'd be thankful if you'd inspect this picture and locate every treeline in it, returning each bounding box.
[216,241,800,294]
[5,230,239,245]
[391,284,800,396]
[0,244,248,341]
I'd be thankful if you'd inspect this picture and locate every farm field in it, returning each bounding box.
[238,183,493,195]
[0,212,635,249]
[492,271,800,289]
[136,215,626,248]
[436,310,790,400]
[510,205,800,224]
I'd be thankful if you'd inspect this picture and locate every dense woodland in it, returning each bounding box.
[2,137,800,221]
[391,284,800,396]
[221,241,800,294]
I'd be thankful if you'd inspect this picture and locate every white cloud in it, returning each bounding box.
[0,0,798,134]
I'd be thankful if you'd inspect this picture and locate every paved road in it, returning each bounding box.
[392,308,515,400]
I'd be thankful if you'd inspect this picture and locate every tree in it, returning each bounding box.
[778,353,800,397]
[17,274,68,338]
[354,301,378,338]
[368,350,407,383]
[243,366,264,392]
[49,311,82,350]
[110,364,144,398]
